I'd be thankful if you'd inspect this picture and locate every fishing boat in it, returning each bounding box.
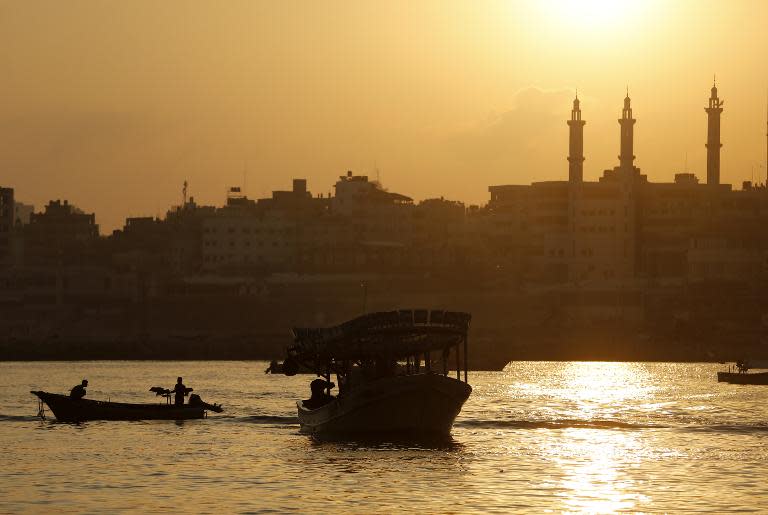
[31,390,223,422]
[283,309,472,436]
[717,360,768,385]
[717,371,768,385]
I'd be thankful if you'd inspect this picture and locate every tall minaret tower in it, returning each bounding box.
[567,94,586,183]
[705,80,724,186]
[618,90,636,170]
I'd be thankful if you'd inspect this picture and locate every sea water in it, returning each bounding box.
[1,361,766,513]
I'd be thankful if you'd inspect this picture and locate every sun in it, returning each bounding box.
[539,0,647,30]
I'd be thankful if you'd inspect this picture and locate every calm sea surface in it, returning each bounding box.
[1,361,767,513]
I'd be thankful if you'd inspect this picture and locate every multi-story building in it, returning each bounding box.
[0,187,13,265]
[411,197,468,269]
[198,174,472,274]
[486,84,768,289]
[13,202,34,226]
[202,209,299,271]
[23,200,100,266]
[331,171,415,245]
[201,181,324,272]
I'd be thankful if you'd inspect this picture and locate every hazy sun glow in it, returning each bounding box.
[540,0,649,29]
[3,1,768,231]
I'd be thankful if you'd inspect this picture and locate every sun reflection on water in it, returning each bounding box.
[549,363,653,512]
[562,361,650,402]
[553,428,650,513]
[559,361,653,421]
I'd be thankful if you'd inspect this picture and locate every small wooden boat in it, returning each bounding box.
[31,391,223,422]
[283,309,473,436]
[717,371,768,385]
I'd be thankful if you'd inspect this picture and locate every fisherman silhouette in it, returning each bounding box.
[70,379,88,400]
[265,360,279,374]
[171,377,192,406]
[304,378,335,410]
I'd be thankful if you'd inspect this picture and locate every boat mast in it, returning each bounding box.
[463,333,468,383]
[455,340,461,380]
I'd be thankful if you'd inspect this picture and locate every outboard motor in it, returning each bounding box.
[189,393,224,413]
[282,357,299,376]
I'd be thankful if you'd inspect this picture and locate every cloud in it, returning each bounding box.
[445,87,577,183]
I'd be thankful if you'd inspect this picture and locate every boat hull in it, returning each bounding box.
[297,373,471,436]
[32,391,208,422]
[717,372,768,385]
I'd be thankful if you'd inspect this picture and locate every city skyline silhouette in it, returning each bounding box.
[2,1,768,231]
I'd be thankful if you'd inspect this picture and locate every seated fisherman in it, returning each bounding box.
[265,360,280,374]
[171,377,192,406]
[303,378,335,410]
[70,379,88,400]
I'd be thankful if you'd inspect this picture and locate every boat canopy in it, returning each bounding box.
[288,309,471,362]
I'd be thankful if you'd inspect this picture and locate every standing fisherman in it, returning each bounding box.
[171,377,192,406]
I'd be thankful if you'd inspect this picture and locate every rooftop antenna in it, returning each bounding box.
[243,160,248,196]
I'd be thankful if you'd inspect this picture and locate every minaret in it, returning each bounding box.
[567,94,586,183]
[705,80,723,186]
[618,90,636,169]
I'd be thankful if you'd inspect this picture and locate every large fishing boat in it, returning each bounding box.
[282,309,472,436]
[31,390,223,422]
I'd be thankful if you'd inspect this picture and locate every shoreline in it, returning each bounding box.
[3,328,765,364]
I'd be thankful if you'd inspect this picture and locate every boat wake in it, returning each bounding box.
[0,413,42,422]
[683,423,768,434]
[245,415,299,425]
[307,433,463,450]
[456,418,666,430]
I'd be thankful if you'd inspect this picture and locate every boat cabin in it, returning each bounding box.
[284,309,472,398]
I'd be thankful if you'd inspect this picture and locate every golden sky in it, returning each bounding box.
[1,0,767,231]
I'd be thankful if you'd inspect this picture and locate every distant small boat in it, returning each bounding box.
[31,391,223,422]
[717,372,768,385]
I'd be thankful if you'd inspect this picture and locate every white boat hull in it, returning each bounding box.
[297,373,471,436]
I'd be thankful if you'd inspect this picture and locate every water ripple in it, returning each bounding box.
[1,360,767,513]
[456,418,666,430]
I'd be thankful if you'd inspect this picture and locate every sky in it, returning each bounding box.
[1,0,768,232]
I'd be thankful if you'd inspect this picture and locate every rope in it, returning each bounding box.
[36,399,46,420]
